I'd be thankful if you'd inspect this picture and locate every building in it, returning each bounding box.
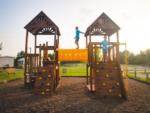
[0,56,14,67]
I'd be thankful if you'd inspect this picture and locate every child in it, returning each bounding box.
[75,26,84,49]
[100,35,109,62]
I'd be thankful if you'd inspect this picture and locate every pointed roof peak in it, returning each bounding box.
[24,11,60,35]
[85,12,120,37]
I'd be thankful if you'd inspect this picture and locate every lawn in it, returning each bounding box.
[0,69,24,83]
[60,63,87,76]
[128,72,150,83]
[0,64,149,84]
[127,65,150,83]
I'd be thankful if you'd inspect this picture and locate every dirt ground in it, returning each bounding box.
[0,77,150,113]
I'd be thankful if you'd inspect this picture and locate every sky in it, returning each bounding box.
[0,0,150,56]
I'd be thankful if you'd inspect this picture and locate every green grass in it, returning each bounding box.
[128,73,150,83]
[60,63,87,76]
[0,69,24,83]
[60,67,86,76]
[0,64,149,84]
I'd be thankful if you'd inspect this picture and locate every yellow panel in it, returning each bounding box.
[58,49,88,62]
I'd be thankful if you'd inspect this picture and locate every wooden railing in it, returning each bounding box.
[128,68,150,83]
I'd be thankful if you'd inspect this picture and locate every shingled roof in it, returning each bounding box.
[24,11,60,35]
[85,13,120,37]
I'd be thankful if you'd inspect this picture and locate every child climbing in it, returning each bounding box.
[74,26,84,49]
[100,35,109,62]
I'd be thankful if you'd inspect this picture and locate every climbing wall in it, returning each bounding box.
[95,62,126,97]
[34,65,55,95]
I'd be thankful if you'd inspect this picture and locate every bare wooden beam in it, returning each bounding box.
[86,36,88,48]
[36,46,55,50]
[39,44,41,67]
[24,30,29,86]
[34,35,37,54]
[116,31,119,43]
[89,35,91,43]
[57,35,59,48]
[25,30,29,55]
[116,31,120,62]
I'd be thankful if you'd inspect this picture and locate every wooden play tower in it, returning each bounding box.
[24,11,60,95]
[85,13,128,99]
[24,11,128,98]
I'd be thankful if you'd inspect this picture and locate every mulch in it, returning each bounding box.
[0,77,150,113]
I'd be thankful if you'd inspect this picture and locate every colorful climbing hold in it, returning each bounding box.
[108,89,112,93]
[102,82,106,86]
[48,75,51,77]
[38,77,42,80]
[46,89,50,92]
[41,91,45,95]
[106,74,109,78]
[47,83,50,86]
[116,82,120,86]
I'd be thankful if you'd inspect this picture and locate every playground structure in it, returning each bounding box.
[85,13,128,99]
[24,11,60,95]
[24,11,128,98]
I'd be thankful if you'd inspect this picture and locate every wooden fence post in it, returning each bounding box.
[146,73,149,82]
[134,68,136,78]
[144,68,149,82]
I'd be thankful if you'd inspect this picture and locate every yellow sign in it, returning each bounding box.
[58,49,88,62]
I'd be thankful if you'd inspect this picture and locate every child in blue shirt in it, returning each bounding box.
[75,26,84,49]
[100,35,109,62]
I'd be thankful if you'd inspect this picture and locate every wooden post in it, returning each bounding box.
[86,36,88,48]
[145,68,149,82]
[108,36,110,62]
[54,33,58,89]
[24,30,28,86]
[90,67,93,91]
[35,35,37,54]
[39,44,41,67]
[89,35,91,43]
[146,73,149,82]
[56,35,59,85]
[116,31,120,63]
[33,35,37,71]
[134,68,137,78]
[112,46,115,61]
[124,43,128,77]
[57,35,59,49]
[86,64,89,84]
[94,45,96,64]
[54,34,56,47]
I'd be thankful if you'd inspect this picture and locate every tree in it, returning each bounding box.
[14,51,25,68]
[120,49,150,66]
[17,51,25,58]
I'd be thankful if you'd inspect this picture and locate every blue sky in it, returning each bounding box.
[0,0,150,56]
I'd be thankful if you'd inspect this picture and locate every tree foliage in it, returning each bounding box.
[119,49,150,66]
[14,51,25,67]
